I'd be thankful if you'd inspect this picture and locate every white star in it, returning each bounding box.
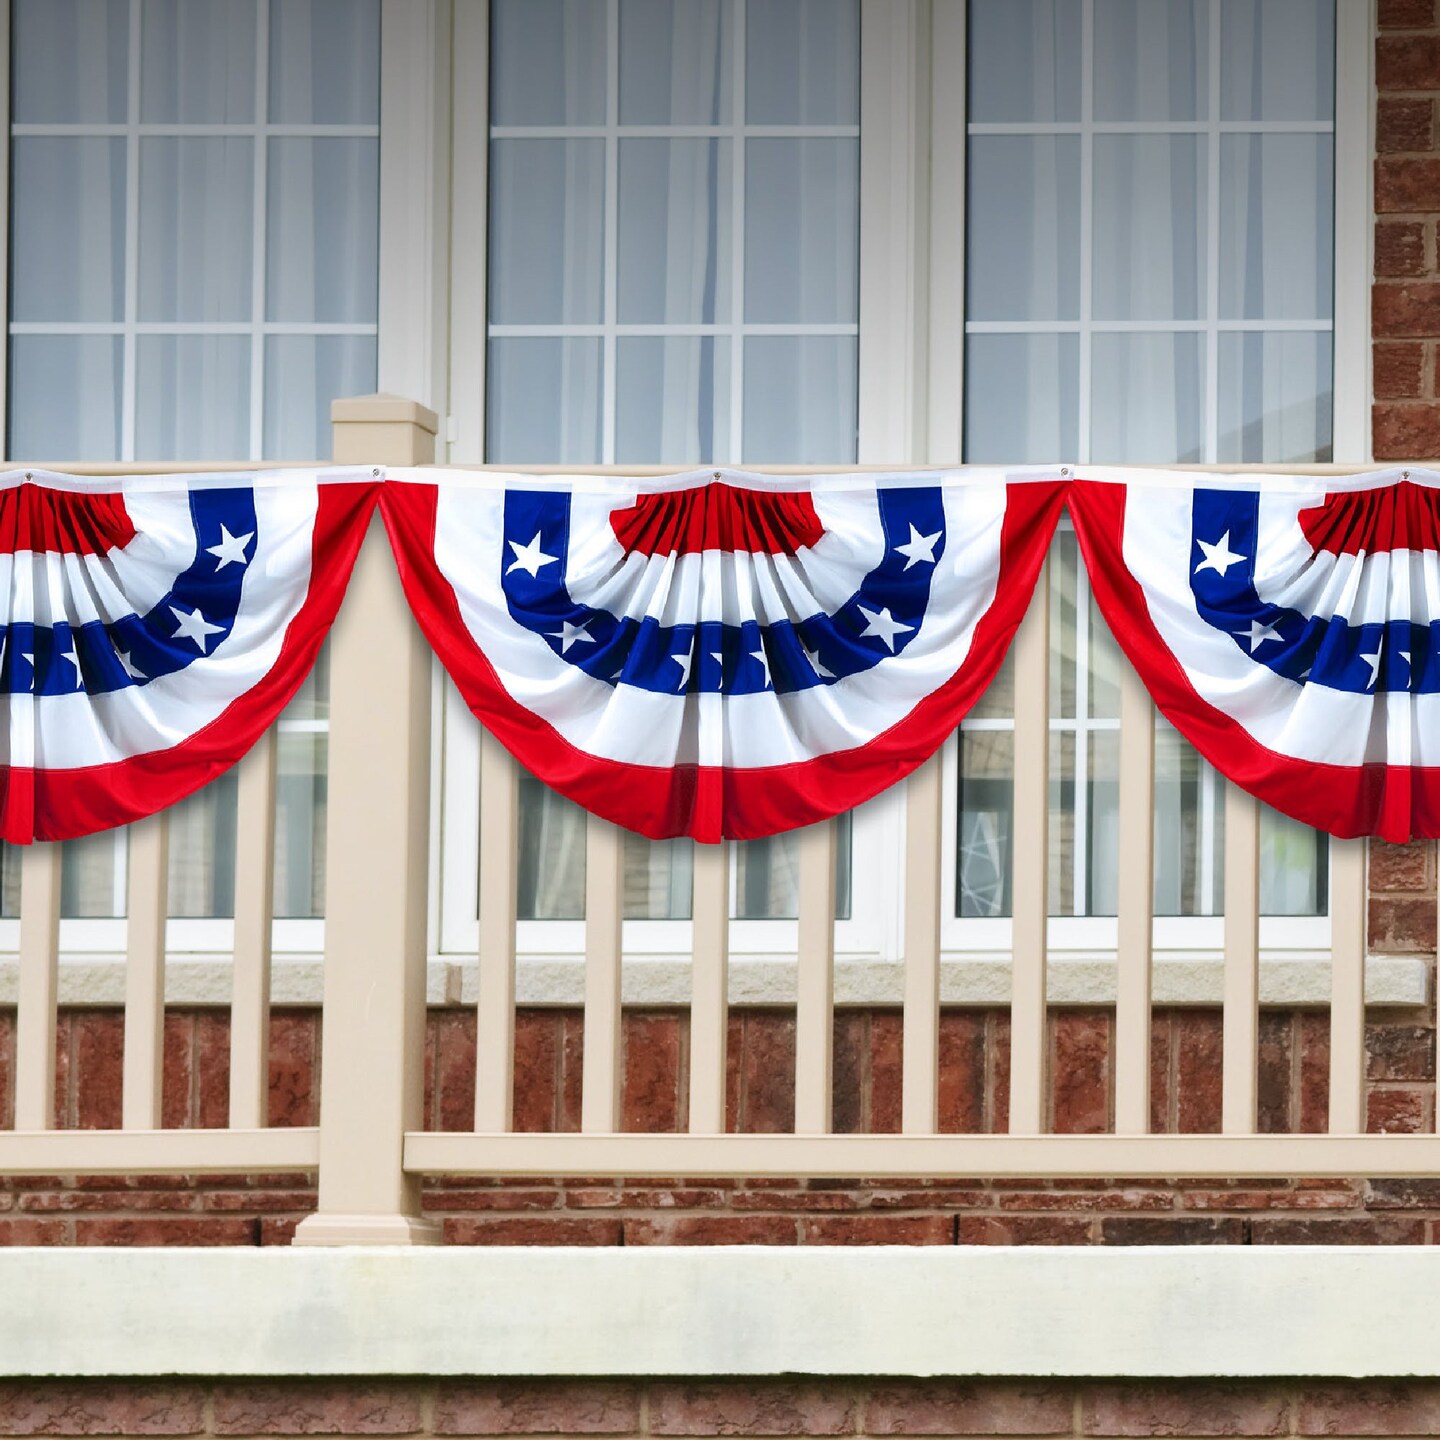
[857,604,914,653]
[803,643,833,680]
[894,524,942,571]
[1401,651,1412,670]
[116,648,145,681]
[1238,618,1281,653]
[61,647,81,688]
[549,619,593,654]
[205,524,254,570]
[1195,531,1248,578]
[506,531,559,579]
[170,604,225,653]
[750,648,772,689]
[1361,649,1383,690]
[670,647,693,691]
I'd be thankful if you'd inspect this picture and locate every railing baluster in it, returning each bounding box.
[123,814,169,1131]
[689,841,729,1134]
[902,758,942,1133]
[229,728,276,1130]
[794,819,836,1135]
[475,731,519,1134]
[15,844,62,1130]
[1010,557,1051,1134]
[1328,838,1368,1134]
[1114,669,1155,1135]
[1221,785,1260,1134]
[582,814,624,1133]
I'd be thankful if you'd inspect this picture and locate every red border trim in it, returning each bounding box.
[1067,478,1440,842]
[0,481,379,843]
[381,481,1065,842]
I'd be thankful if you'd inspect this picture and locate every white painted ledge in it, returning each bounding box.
[0,951,1427,1008]
[2,1246,1439,1378]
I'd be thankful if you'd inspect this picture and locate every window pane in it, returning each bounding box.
[1153,726,1218,917]
[264,334,377,461]
[965,137,1081,323]
[1047,731,1077,917]
[268,0,379,124]
[1219,134,1334,321]
[618,139,732,323]
[966,0,1080,123]
[9,336,123,461]
[1220,0,1334,122]
[1050,531,1079,721]
[964,334,1079,463]
[616,336,732,466]
[487,338,603,464]
[1094,0,1205,122]
[490,0,606,126]
[733,813,851,919]
[11,138,125,323]
[744,139,858,324]
[135,334,250,459]
[61,833,124,917]
[1087,731,1121,917]
[958,729,1013,918]
[745,0,858,125]
[167,772,238,918]
[12,0,128,123]
[1217,331,1333,464]
[267,137,380,323]
[489,139,605,325]
[623,829,694,920]
[1092,135,1205,321]
[141,0,256,123]
[517,777,586,920]
[742,335,856,463]
[1090,332,1204,463]
[138,137,253,322]
[274,730,326,919]
[619,0,731,125]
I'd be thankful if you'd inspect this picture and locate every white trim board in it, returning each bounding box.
[0,950,1424,1008]
[3,1245,1440,1378]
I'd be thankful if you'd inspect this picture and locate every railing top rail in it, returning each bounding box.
[5,460,310,475]
[400,461,1408,477]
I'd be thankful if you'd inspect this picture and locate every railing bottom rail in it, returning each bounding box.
[405,1131,1440,1180]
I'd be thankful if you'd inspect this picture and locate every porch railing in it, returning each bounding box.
[0,394,1433,1246]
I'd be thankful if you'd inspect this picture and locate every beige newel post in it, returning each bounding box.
[293,395,441,1246]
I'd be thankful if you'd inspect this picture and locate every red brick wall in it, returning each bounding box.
[1377,0,1440,452]
[0,1378,1439,1439]
[0,994,1435,1247]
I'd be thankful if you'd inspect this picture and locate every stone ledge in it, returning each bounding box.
[0,952,1426,1009]
[2,1247,1439,1378]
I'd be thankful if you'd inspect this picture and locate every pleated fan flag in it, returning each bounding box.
[0,467,379,841]
[383,467,1065,841]
[1067,467,1440,842]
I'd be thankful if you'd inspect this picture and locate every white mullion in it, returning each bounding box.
[13,123,378,138]
[1204,0,1221,465]
[1075,0,1093,464]
[729,0,746,464]
[488,322,860,338]
[964,318,1329,335]
[966,119,1332,137]
[489,124,858,140]
[249,1,270,461]
[601,0,619,465]
[120,0,142,462]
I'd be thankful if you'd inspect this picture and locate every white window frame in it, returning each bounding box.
[0,0,445,980]
[436,0,1378,1002]
[935,0,1373,978]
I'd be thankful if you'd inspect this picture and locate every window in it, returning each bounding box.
[957,0,1337,935]
[473,0,862,932]
[1,0,381,928]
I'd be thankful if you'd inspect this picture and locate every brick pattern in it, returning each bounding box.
[7,1380,1440,1438]
[1377,4,1440,454]
[0,1003,1437,1245]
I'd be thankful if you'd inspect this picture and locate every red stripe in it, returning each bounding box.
[1299,480,1440,556]
[1068,478,1440,842]
[608,482,825,557]
[0,483,136,556]
[0,481,379,843]
[382,480,1064,842]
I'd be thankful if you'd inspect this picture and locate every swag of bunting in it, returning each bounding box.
[4,463,1440,845]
